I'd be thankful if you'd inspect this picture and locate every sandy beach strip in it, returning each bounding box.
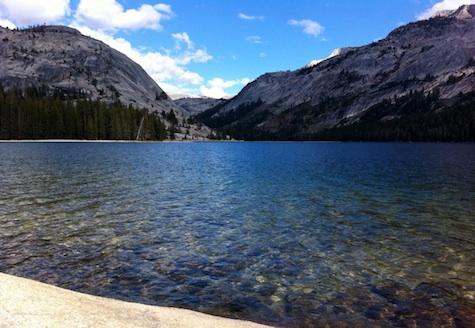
[0,273,273,328]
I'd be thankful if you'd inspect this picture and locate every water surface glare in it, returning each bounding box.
[1,142,474,326]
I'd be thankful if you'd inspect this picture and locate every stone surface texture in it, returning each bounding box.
[0,273,272,328]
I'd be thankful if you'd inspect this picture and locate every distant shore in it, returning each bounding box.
[0,139,162,143]
[0,139,246,143]
[0,273,271,328]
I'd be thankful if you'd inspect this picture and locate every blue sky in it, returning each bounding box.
[0,0,474,98]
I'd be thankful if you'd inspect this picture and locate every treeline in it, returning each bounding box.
[197,100,272,141]
[201,90,475,142]
[312,91,475,142]
[0,86,168,140]
[197,100,264,128]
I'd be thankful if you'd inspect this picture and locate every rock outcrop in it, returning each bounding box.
[175,96,227,115]
[0,273,270,328]
[0,25,211,140]
[198,5,475,140]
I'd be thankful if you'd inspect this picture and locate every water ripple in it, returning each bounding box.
[1,142,474,326]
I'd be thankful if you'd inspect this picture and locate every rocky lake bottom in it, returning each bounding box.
[1,142,474,327]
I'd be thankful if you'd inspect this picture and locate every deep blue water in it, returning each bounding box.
[1,142,474,326]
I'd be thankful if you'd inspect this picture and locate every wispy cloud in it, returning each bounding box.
[238,12,264,21]
[74,25,212,89]
[288,19,324,36]
[172,32,193,49]
[175,49,213,65]
[417,0,475,20]
[70,1,216,95]
[246,35,262,44]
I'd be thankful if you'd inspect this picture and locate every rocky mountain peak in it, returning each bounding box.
[196,5,475,141]
[305,47,357,68]
[433,4,475,20]
[0,25,169,109]
[0,25,212,140]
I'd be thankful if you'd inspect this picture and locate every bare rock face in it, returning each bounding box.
[174,97,227,115]
[0,25,211,140]
[433,4,475,19]
[202,5,475,137]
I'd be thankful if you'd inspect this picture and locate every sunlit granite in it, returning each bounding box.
[0,273,272,328]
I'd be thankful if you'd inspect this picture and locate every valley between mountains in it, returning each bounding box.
[0,5,474,141]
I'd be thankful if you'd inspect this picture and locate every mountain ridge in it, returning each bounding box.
[0,25,211,140]
[196,5,475,141]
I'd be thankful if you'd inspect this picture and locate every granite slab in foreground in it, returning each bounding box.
[0,273,272,328]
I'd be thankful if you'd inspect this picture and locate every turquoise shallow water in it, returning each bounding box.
[1,142,474,326]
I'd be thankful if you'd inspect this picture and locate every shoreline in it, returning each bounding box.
[0,273,272,328]
[0,139,246,143]
[1,139,471,144]
[0,139,163,143]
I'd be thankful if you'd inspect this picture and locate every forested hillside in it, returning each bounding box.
[196,5,475,142]
[312,91,475,142]
[0,25,212,141]
[0,86,169,140]
[198,91,475,142]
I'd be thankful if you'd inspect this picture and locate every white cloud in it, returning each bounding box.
[74,0,173,30]
[0,18,15,29]
[246,35,262,44]
[0,0,70,26]
[238,13,264,21]
[72,25,210,91]
[0,0,238,97]
[174,49,213,65]
[200,78,250,99]
[288,19,324,36]
[69,1,216,97]
[170,33,213,65]
[172,32,193,49]
[417,0,475,20]
[157,82,197,96]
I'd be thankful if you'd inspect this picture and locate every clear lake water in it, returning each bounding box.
[1,141,474,327]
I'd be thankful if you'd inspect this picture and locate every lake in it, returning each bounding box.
[1,141,474,326]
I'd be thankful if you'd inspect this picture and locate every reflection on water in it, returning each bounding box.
[1,142,474,326]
